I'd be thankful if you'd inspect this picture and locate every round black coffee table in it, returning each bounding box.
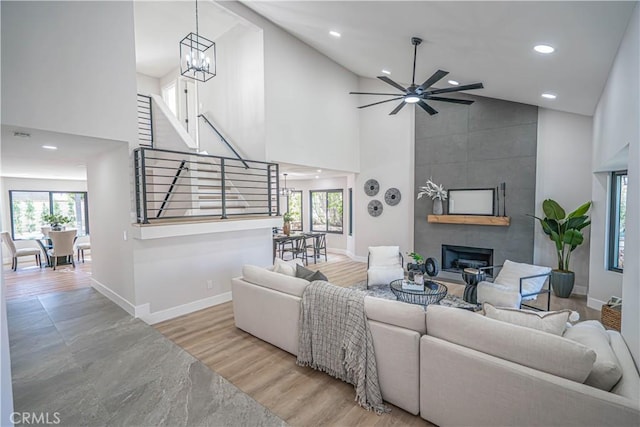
[389,279,448,306]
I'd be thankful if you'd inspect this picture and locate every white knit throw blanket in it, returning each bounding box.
[297,281,389,414]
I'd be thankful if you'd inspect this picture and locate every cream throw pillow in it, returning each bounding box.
[483,303,577,336]
[273,258,303,276]
[564,321,623,391]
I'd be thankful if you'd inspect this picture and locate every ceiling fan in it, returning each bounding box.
[350,37,484,116]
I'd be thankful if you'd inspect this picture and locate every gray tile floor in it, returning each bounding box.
[7,288,286,426]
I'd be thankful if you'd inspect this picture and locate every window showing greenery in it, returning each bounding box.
[10,191,89,240]
[287,191,303,231]
[310,189,343,233]
[608,171,627,272]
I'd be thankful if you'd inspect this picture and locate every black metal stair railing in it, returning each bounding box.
[137,94,153,148]
[134,147,280,224]
[198,113,249,169]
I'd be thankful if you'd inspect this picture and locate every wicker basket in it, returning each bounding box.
[601,304,621,331]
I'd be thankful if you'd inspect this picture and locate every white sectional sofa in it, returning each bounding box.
[232,265,640,426]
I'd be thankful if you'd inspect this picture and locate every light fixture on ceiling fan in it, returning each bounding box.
[180,0,216,82]
[350,37,484,115]
[279,173,295,196]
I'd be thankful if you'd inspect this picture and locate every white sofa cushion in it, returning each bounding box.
[242,265,310,297]
[365,296,426,334]
[477,281,522,308]
[564,321,623,391]
[273,258,303,276]
[494,260,551,299]
[426,305,596,383]
[608,330,640,401]
[367,266,404,286]
[368,246,401,267]
[483,303,573,336]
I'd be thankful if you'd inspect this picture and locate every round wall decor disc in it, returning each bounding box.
[364,179,380,196]
[384,188,402,206]
[368,200,383,217]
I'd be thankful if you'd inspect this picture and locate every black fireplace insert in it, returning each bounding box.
[442,244,494,277]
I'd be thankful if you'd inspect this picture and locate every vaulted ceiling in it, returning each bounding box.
[243,1,636,116]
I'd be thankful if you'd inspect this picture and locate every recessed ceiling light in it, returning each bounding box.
[317,169,322,173]
[534,44,555,54]
[315,175,319,179]
[329,30,341,38]
[381,69,391,75]
[42,145,58,150]
[541,93,557,99]
[448,80,459,86]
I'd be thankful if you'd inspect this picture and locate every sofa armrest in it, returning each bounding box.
[420,335,640,427]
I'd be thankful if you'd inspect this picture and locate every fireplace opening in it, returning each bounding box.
[442,245,494,277]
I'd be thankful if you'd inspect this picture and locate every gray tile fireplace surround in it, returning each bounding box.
[414,95,538,281]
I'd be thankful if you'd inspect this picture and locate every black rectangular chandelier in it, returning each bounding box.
[180,0,216,82]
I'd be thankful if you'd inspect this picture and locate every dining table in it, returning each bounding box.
[272,232,326,262]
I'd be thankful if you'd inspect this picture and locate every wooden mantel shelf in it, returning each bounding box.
[427,215,510,226]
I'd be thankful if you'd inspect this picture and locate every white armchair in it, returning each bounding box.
[367,246,404,288]
[477,260,552,310]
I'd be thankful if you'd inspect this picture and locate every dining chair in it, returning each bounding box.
[74,235,91,263]
[48,229,77,270]
[304,233,327,264]
[1,231,42,271]
[281,236,308,265]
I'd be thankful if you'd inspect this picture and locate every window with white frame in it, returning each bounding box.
[608,170,627,272]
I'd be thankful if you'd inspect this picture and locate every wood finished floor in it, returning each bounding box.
[3,255,92,300]
[156,254,600,427]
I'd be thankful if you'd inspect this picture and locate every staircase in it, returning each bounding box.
[135,94,279,224]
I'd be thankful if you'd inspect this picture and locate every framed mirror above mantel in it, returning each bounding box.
[427,215,510,226]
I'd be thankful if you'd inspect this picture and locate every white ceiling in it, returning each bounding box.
[243,1,636,116]
[1,126,125,181]
[278,162,351,181]
[134,1,241,78]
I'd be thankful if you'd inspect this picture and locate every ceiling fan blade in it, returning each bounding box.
[389,102,407,115]
[358,97,405,109]
[349,91,404,96]
[427,82,484,95]
[426,96,474,105]
[377,76,407,92]
[418,70,449,91]
[417,100,438,116]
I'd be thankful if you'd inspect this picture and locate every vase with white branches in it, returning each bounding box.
[417,179,447,214]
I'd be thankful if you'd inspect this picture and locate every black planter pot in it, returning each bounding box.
[552,270,575,298]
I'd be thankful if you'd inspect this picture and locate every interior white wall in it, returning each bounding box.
[354,77,414,260]
[281,176,348,251]
[133,228,272,316]
[591,3,639,364]
[1,1,138,143]
[86,144,136,306]
[218,1,360,173]
[534,109,593,293]
[0,229,14,426]
[197,23,265,161]
[136,73,161,96]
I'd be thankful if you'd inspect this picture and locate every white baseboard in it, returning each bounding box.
[572,285,587,295]
[587,296,606,311]
[137,292,232,325]
[90,278,136,316]
[327,248,347,255]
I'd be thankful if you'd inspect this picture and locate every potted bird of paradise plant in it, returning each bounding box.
[530,199,592,297]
